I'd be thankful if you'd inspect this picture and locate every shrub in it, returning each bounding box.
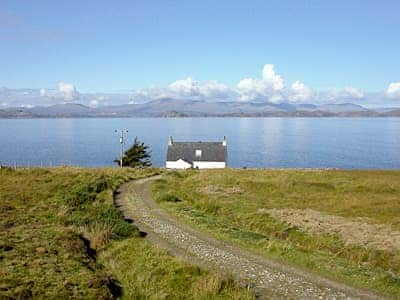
[64,177,110,207]
[79,222,115,249]
[113,221,138,238]
[93,176,109,193]
[64,184,97,207]
[159,193,181,202]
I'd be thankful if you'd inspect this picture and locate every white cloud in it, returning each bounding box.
[129,65,370,105]
[5,64,400,108]
[169,77,200,97]
[199,80,230,99]
[237,64,284,102]
[168,77,231,100]
[324,87,364,103]
[58,82,79,101]
[20,104,34,108]
[89,100,99,107]
[262,64,284,90]
[269,94,284,104]
[290,81,312,102]
[386,82,400,99]
[131,78,231,102]
[344,87,364,99]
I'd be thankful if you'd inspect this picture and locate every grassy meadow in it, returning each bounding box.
[152,169,400,297]
[0,167,253,299]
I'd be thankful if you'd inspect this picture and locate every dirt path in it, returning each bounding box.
[114,176,383,299]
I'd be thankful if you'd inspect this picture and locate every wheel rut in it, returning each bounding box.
[114,176,383,300]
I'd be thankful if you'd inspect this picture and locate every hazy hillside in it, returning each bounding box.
[1,99,399,118]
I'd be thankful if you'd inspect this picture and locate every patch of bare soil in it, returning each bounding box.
[197,185,242,195]
[268,208,400,252]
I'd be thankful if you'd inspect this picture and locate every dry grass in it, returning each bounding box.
[153,169,400,297]
[99,238,253,300]
[78,222,116,250]
[198,185,242,195]
[191,273,236,295]
[268,208,400,252]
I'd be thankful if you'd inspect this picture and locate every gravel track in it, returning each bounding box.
[114,176,383,299]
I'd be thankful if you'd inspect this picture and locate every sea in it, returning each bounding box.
[0,117,399,169]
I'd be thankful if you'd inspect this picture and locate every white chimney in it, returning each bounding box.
[222,136,227,146]
[168,136,173,146]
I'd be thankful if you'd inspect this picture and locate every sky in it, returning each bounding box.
[1,0,400,107]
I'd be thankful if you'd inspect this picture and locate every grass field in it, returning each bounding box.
[0,167,253,299]
[152,169,400,297]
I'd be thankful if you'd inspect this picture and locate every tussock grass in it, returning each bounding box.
[78,221,116,250]
[99,238,253,299]
[158,192,181,202]
[152,169,400,297]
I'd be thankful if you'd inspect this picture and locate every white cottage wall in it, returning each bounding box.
[165,159,192,169]
[192,161,226,169]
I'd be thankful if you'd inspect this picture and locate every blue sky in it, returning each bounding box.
[1,0,400,106]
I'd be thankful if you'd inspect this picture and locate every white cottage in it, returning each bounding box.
[165,136,227,169]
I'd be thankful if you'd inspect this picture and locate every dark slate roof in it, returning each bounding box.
[167,142,227,163]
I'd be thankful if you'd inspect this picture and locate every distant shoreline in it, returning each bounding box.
[1,115,400,119]
[1,100,400,118]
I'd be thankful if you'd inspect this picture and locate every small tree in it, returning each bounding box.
[115,137,152,167]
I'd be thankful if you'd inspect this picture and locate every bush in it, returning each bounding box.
[159,193,181,202]
[93,176,109,193]
[63,173,141,247]
[65,184,97,207]
[100,206,122,221]
[64,177,110,207]
[113,221,138,238]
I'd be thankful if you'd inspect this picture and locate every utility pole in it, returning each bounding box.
[115,129,128,168]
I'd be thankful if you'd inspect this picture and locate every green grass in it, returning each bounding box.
[152,169,400,297]
[99,238,252,299]
[0,167,253,299]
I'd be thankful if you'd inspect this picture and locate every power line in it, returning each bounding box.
[115,129,128,168]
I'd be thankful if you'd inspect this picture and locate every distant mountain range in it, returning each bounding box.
[1,99,400,118]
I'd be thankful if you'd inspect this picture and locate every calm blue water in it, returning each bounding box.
[0,118,399,169]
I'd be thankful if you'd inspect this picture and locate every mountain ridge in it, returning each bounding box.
[0,99,399,118]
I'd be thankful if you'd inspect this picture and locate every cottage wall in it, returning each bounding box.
[165,159,192,169]
[192,161,226,169]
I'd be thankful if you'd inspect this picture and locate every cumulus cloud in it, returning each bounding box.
[386,82,400,99]
[132,77,231,102]
[323,87,365,103]
[89,100,99,107]
[169,77,200,97]
[4,64,400,108]
[39,88,47,97]
[343,87,364,99]
[290,81,312,102]
[200,80,230,99]
[132,87,168,101]
[237,64,284,102]
[58,82,79,101]
[262,64,284,90]
[45,65,368,106]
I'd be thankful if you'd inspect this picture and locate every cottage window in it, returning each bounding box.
[195,149,202,157]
